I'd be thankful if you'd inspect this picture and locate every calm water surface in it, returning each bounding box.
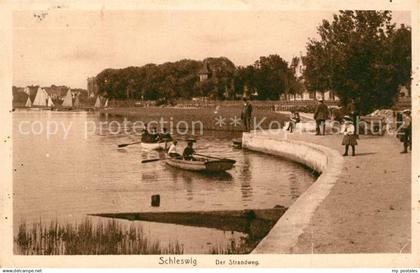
[13,111,316,253]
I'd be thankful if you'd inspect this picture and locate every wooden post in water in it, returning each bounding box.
[151,194,160,207]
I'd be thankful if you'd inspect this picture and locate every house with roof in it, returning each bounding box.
[198,62,210,82]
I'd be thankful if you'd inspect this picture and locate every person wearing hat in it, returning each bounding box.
[400,109,412,153]
[157,127,172,142]
[168,140,181,159]
[183,139,196,160]
[314,98,329,135]
[241,97,253,132]
[341,115,357,156]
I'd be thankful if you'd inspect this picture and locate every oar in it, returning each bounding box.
[141,158,166,163]
[118,141,141,148]
[194,153,235,162]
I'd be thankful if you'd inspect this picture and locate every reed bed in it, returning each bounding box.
[15,218,183,255]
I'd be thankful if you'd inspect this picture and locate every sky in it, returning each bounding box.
[13,10,411,89]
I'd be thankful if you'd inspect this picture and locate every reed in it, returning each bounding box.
[15,218,183,255]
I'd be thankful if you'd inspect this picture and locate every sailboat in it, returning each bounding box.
[62,90,73,108]
[32,87,49,107]
[47,96,54,107]
[104,98,109,108]
[94,96,102,108]
[25,96,32,107]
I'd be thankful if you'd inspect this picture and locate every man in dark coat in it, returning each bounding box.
[241,97,253,132]
[183,139,196,160]
[314,99,329,135]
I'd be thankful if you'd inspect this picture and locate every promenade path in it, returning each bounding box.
[250,128,411,253]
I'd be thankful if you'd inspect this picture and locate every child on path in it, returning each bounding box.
[341,115,357,156]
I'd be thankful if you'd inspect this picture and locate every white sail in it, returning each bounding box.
[47,96,54,107]
[62,90,73,107]
[94,96,101,108]
[32,87,49,106]
[23,87,30,95]
[25,96,32,107]
[104,99,108,108]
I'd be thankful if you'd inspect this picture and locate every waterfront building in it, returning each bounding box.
[87,77,99,97]
[198,62,210,82]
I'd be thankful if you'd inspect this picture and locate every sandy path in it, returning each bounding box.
[287,133,411,253]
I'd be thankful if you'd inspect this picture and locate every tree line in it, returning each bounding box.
[96,11,411,113]
[96,55,301,101]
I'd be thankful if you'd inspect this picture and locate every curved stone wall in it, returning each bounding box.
[242,132,344,253]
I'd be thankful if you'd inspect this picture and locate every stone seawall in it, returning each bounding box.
[242,132,344,253]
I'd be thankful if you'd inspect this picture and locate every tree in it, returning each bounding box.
[253,55,291,100]
[303,11,411,114]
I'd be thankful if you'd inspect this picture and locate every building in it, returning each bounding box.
[198,62,210,82]
[282,56,340,102]
[285,90,339,101]
[87,77,99,97]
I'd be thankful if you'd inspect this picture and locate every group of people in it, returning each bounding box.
[167,139,196,160]
[141,125,172,143]
[142,96,412,159]
[313,98,359,156]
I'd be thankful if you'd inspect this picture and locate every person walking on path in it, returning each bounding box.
[314,99,329,135]
[341,116,358,156]
[400,109,412,153]
[241,97,253,132]
[347,98,360,137]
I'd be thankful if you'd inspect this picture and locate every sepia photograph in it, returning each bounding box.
[0,0,419,269]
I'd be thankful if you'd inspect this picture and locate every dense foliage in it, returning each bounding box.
[96,55,300,101]
[303,11,411,114]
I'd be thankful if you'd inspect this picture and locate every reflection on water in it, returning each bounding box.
[13,111,316,253]
[239,153,253,201]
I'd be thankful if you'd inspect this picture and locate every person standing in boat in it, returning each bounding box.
[241,97,253,132]
[183,139,196,160]
[168,140,181,158]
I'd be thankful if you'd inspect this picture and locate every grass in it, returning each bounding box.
[209,239,254,254]
[15,218,184,255]
[99,106,288,131]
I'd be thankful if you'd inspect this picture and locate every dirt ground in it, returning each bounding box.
[288,133,411,253]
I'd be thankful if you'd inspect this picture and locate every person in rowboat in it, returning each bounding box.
[150,127,159,142]
[183,139,196,160]
[157,127,172,142]
[168,140,181,158]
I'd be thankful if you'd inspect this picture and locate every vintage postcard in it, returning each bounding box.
[0,0,419,269]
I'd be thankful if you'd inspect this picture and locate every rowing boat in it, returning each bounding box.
[165,157,235,172]
[141,141,171,150]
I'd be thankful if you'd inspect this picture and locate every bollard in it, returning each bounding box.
[151,194,160,207]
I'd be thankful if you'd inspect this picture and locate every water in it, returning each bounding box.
[13,110,316,253]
